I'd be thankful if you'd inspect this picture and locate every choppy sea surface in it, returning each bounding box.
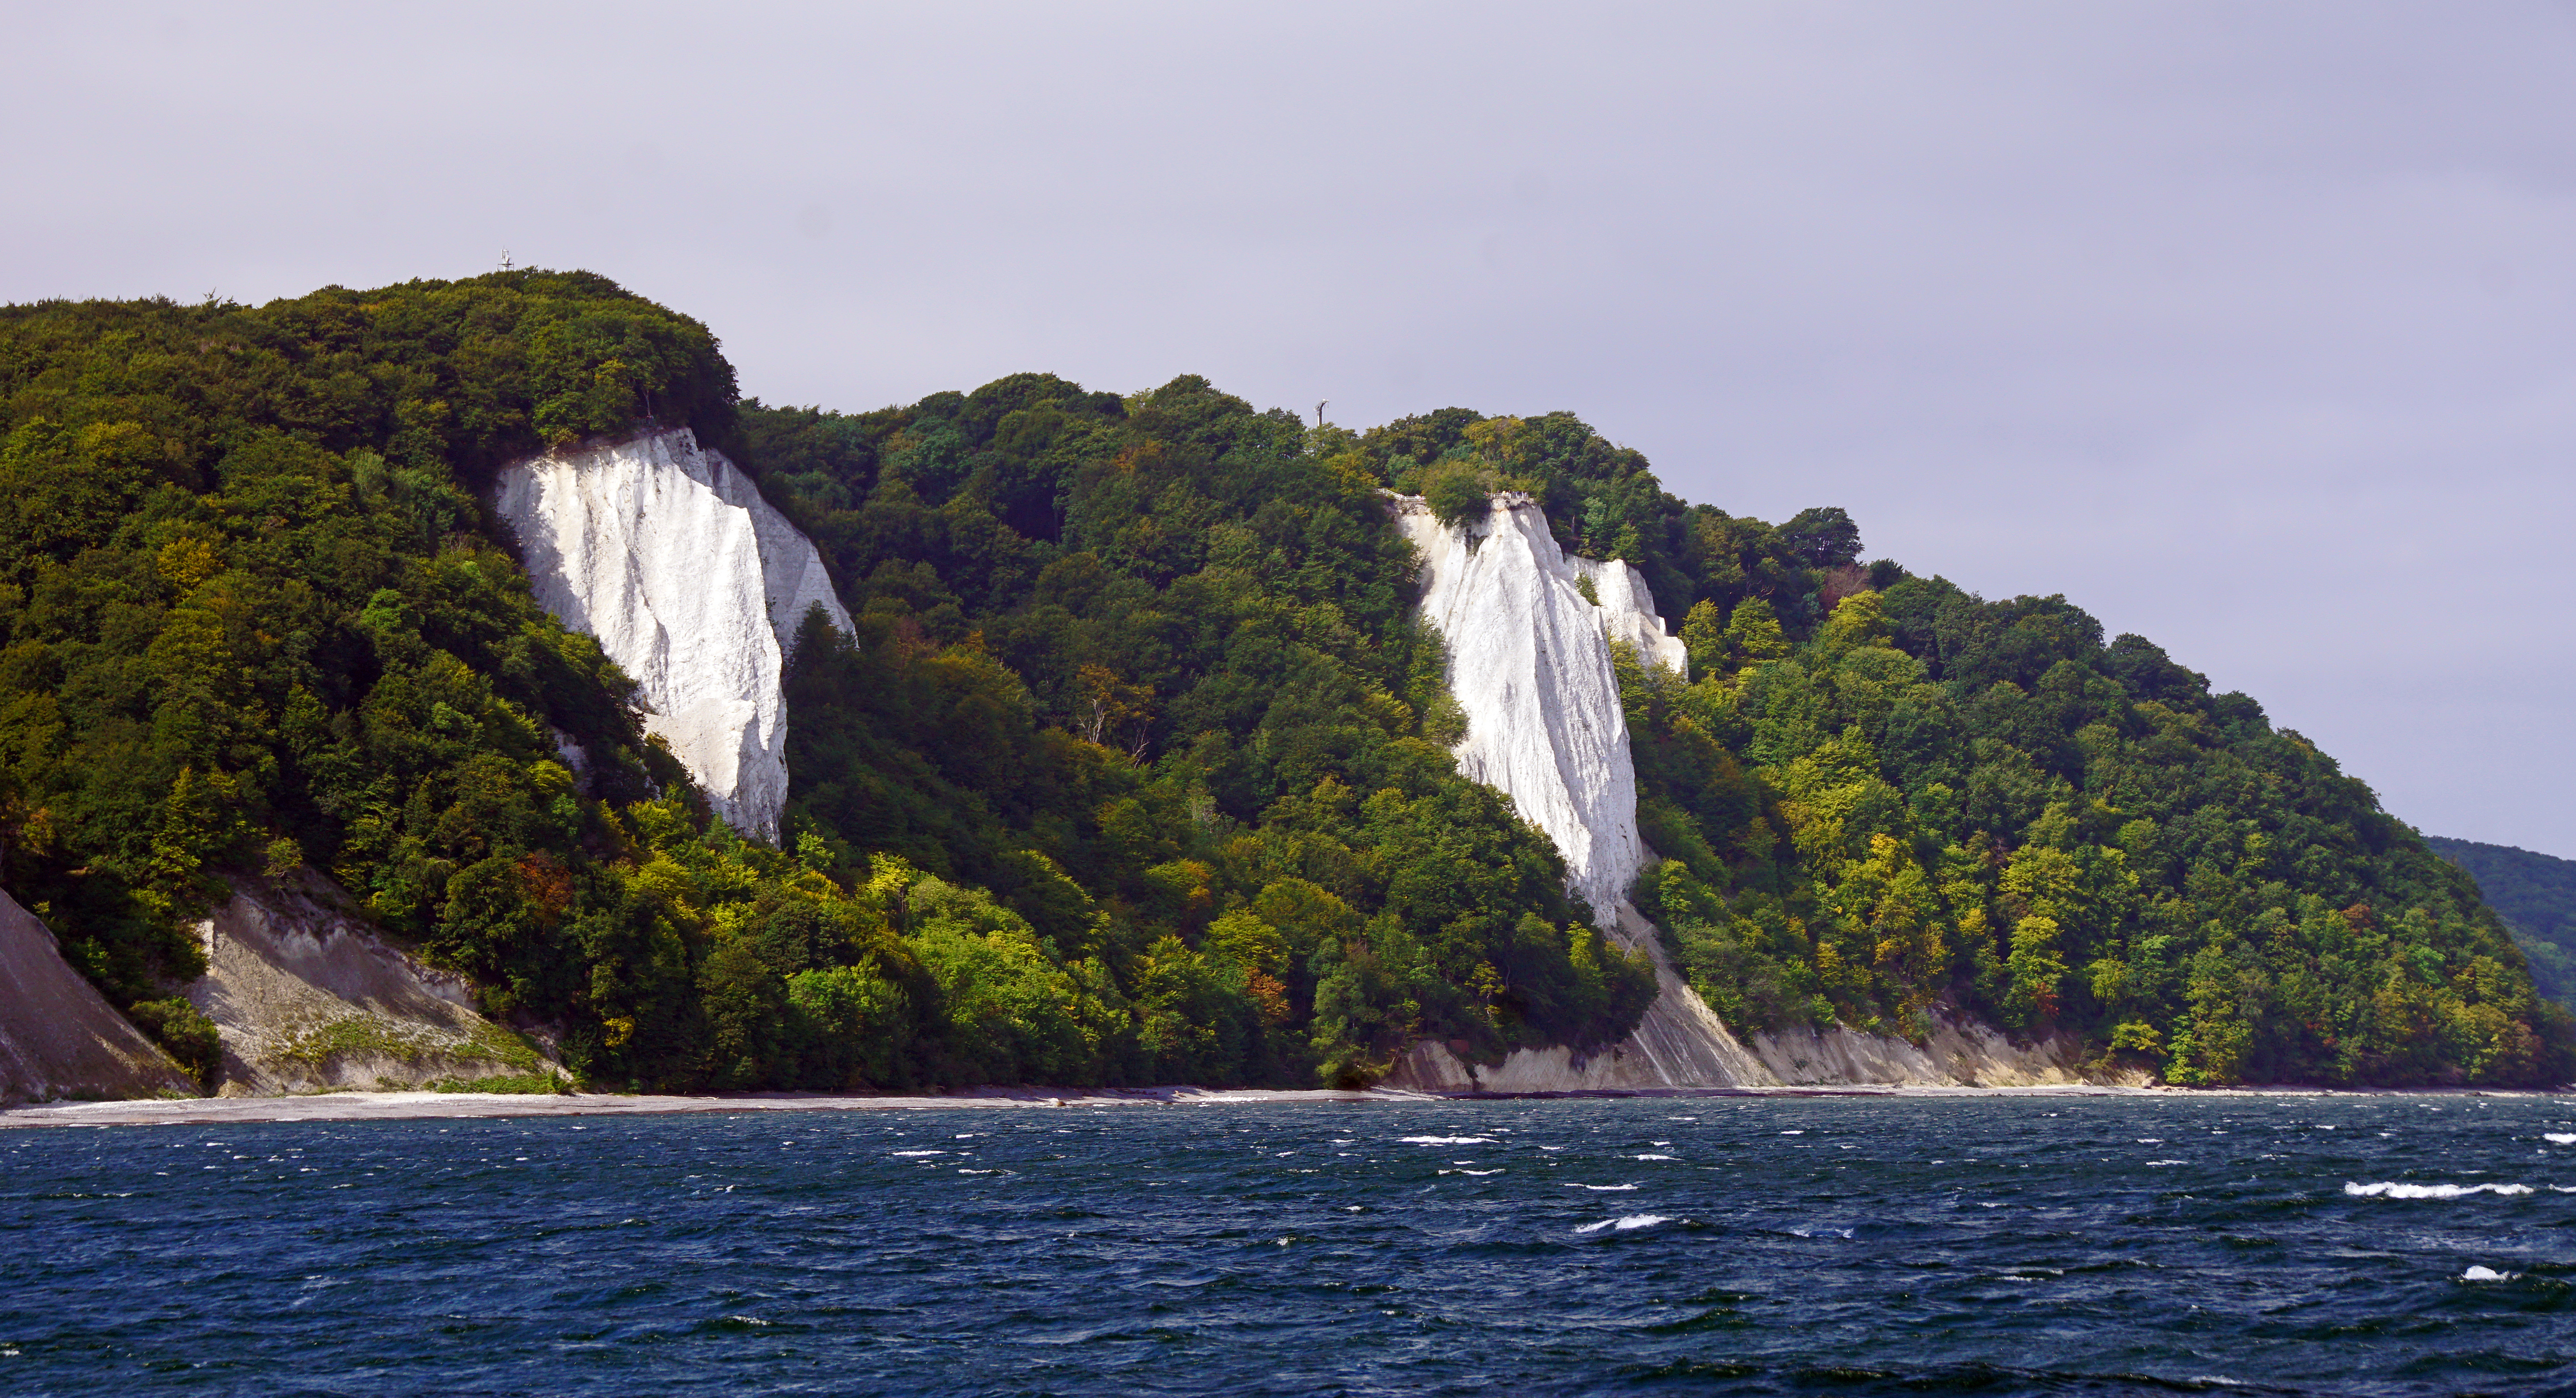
[5,1094,2575,1396]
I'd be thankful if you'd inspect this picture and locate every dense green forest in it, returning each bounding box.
[0,273,1648,1091]
[1347,413,2567,1086]
[0,271,2562,1091]
[2426,837,2576,1010]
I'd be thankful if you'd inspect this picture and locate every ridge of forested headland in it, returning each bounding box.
[2425,837,2576,1011]
[1,272,2564,1092]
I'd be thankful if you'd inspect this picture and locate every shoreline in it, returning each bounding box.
[4,1080,2567,1130]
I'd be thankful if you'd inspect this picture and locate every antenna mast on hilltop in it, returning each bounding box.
[500,249,514,272]
[1315,400,1328,428]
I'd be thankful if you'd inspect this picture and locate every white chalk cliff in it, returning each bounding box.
[1388,492,1773,1089]
[1568,556,1691,679]
[1392,493,1677,919]
[495,428,854,839]
[1384,491,2097,1092]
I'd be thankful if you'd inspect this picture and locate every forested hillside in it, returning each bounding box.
[1346,415,2566,1086]
[0,271,2562,1091]
[0,274,1649,1092]
[2426,837,2576,1009]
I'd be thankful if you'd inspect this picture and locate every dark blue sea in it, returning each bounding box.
[5,1093,2575,1396]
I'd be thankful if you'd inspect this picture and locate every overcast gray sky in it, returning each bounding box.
[9,2,2571,856]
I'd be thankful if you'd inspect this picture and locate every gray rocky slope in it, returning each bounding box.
[0,876,559,1103]
[0,890,196,1103]
[186,875,560,1096]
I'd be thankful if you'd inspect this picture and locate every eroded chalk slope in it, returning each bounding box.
[0,891,197,1103]
[186,876,559,1096]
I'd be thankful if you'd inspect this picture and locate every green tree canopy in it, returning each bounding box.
[1,273,2556,1092]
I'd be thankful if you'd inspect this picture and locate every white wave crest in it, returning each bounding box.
[1575,1214,1672,1234]
[890,1150,945,1157]
[2462,1265,2517,1281]
[1397,1136,1496,1145]
[2344,1181,2534,1199]
[1561,1183,1639,1191]
[2544,1133,2576,1145]
[1635,1154,1676,1160]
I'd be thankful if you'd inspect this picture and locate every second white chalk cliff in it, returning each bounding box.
[1384,491,2092,1092]
[1388,492,1773,1089]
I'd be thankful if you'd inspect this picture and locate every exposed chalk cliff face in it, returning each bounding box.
[0,890,197,1103]
[495,427,853,839]
[1386,493,1771,1090]
[186,876,560,1096]
[1390,493,1678,920]
[1568,556,1691,675]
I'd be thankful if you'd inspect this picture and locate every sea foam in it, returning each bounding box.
[1574,1215,1671,1234]
[2343,1181,2533,1199]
